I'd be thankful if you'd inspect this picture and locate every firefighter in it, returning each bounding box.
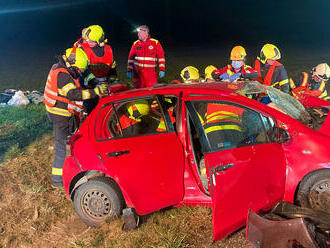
[290,63,330,101]
[254,44,290,94]
[76,25,117,113]
[44,47,108,187]
[213,46,258,82]
[204,65,217,82]
[126,25,165,88]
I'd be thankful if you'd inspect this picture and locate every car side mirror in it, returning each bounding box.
[269,127,290,143]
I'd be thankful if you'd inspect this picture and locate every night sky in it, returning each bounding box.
[0,0,329,90]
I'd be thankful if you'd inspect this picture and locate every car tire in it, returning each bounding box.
[296,169,330,213]
[73,176,124,227]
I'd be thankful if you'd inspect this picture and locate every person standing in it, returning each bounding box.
[43,47,108,187]
[254,44,290,93]
[76,25,117,113]
[127,25,165,88]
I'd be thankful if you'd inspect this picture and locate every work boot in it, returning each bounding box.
[52,181,63,188]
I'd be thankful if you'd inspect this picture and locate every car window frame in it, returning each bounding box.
[186,99,278,154]
[94,95,177,142]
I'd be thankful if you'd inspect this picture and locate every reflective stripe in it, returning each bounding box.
[127,66,133,70]
[46,105,71,117]
[289,78,296,89]
[206,111,239,121]
[85,73,95,81]
[133,62,156,67]
[45,86,57,96]
[278,79,289,86]
[44,94,56,104]
[158,58,165,62]
[82,89,91,100]
[128,60,134,63]
[320,90,328,99]
[319,81,326,92]
[58,83,76,96]
[205,124,242,134]
[52,168,63,176]
[206,115,240,124]
[135,57,157,61]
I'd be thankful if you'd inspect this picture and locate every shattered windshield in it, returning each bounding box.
[236,81,312,124]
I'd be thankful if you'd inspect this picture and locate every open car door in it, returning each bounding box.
[185,99,287,241]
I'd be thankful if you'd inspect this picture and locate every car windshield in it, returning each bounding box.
[236,81,312,124]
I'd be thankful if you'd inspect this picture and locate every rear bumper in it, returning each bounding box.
[62,156,82,200]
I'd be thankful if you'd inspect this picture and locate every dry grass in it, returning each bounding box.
[0,133,252,248]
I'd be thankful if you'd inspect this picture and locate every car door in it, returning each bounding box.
[93,95,185,215]
[185,99,287,241]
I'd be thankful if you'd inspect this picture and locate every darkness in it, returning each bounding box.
[0,0,329,91]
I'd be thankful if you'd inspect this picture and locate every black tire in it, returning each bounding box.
[296,169,330,213]
[73,176,124,227]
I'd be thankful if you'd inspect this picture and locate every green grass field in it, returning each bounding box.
[0,46,329,247]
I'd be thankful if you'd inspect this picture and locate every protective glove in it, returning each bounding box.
[94,83,109,97]
[219,73,229,80]
[229,73,241,82]
[126,71,132,79]
[159,71,165,78]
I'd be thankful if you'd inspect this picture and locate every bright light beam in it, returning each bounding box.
[0,1,102,15]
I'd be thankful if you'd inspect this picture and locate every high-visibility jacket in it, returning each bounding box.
[127,38,165,88]
[254,59,290,93]
[79,42,115,79]
[203,103,243,134]
[127,38,165,72]
[156,107,175,132]
[213,64,258,80]
[290,72,329,100]
[44,64,96,117]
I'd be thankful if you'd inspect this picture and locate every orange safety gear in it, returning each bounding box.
[230,46,247,61]
[127,38,165,88]
[79,42,115,78]
[43,65,83,116]
[255,60,283,86]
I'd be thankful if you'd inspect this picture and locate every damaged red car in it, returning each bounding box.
[63,81,330,243]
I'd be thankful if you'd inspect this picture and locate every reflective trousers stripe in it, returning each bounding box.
[46,105,72,117]
[52,167,63,176]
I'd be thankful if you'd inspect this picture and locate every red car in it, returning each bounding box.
[63,81,330,242]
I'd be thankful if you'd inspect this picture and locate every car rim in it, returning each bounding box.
[309,179,330,212]
[81,190,112,219]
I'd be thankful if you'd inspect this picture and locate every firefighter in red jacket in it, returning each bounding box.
[254,44,290,94]
[127,25,165,88]
[76,25,117,113]
[213,46,258,82]
[290,63,330,101]
[44,47,108,187]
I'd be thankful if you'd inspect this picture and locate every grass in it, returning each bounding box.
[0,104,52,161]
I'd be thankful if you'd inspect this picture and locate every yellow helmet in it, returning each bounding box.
[230,46,246,61]
[180,66,200,82]
[259,44,281,64]
[312,63,330,81]
[127,100,150,121]
[64,47,88,71]
[83,25,105,44]
[204,65,217,80]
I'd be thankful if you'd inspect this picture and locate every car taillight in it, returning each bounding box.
[66,134,82,157]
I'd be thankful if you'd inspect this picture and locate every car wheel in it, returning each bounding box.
[296,169,330,213]
[73,176,124,226]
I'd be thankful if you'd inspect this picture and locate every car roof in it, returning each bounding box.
[100,82,245,104]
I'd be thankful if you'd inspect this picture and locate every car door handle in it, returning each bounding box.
[107,150,130,157]
[213,163,235,173]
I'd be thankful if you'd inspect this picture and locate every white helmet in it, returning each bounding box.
[312,63,330,81]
